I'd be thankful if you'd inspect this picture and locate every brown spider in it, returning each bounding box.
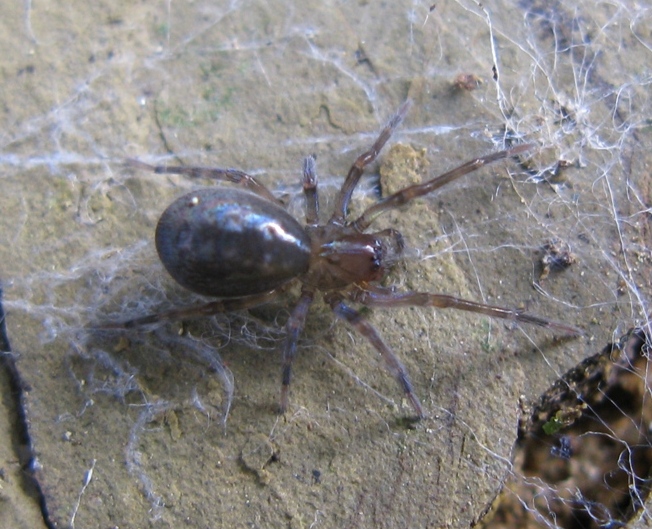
[115,101,581,419]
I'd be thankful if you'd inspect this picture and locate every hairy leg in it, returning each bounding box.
[352,285,582,335]
[329,101,411,226]
[327,294,425,419]
[126,159,281,205]
[353,143,533,231]
[96,290,283,330]
[280,288,315,413]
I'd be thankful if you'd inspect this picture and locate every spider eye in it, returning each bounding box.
[371,241,383,270]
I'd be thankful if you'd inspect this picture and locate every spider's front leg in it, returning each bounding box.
[326,293,425,419]
[352,285,583,336]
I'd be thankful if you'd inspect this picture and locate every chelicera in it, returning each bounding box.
[119,101,580,419]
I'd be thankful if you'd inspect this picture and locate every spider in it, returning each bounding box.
[115,101,581,419]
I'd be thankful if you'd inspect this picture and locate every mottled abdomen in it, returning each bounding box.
[155,188,311,297]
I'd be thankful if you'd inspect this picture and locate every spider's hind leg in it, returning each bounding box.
[97,290,283,330]
[126,159,281,205]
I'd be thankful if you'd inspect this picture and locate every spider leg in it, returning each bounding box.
[279,287,315,413]
[96,290,283,330]
[329,101,411,226]
[126,159,281,205]
[352,143,534,232]
[302,155,319,226]
[352,285,583,336]
[327,294,425,419]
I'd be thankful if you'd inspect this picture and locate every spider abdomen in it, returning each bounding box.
[155,187,311,298]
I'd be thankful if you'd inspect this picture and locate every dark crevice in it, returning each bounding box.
[0,285,56,529]
[478,327,652,529]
